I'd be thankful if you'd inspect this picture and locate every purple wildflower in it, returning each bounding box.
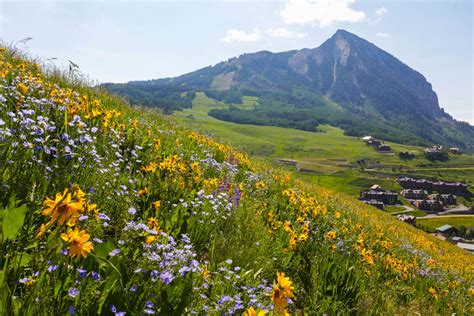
[108,249,120,257]
[160,270,174,284]
[68,288,79,298]
[76,268,87,278]
[92,271,100,281]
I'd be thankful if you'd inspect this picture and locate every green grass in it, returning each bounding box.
[385,205,406,214]
[403,210,427,217]
[174,93,474,198]
[417,217,474,232]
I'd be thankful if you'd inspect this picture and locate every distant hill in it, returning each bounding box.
[103,30,474,151]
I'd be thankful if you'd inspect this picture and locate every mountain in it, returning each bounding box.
[102,30,474,151]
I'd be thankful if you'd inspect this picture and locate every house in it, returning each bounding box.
[440,194,457,205]
[361,199,384,210]
[367,139,382,147]
[401,189,427,199]
[377,144,391,152]
[428,193,456,206]
[399,151,415,160]
[360,188,398,205]
[449,147,460,154]
[362,136,374,142]
[412,199,444,212]
[425,199,444,212]
[396,215,416,226]
[370,184,383,191]
[436,224,455,235]
[456,242,474,253]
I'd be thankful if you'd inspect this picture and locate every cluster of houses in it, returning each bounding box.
[400,189,456,212]
[424,145,461,155]
[361,136,391,152]
[424,145,444,154]
[359,185,398,210]
[397,177,469,195]
[397,177,467,212]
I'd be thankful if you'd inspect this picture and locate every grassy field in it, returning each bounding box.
[174,92,474,198]
[417,217,474,232]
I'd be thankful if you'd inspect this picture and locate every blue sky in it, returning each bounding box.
[0,0,472,123]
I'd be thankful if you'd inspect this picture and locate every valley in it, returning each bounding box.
[173,92,474,238]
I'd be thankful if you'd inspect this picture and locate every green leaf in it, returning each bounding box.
[1,196,28,241]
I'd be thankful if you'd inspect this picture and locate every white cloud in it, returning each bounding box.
[376,32,389,38]
[220,28,261,43]
[266,28,307,39]
[375,7,388,17]
[280,0,366,27]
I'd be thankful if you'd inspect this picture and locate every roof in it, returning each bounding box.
[370,184,382,190]
[362,136,373,141]
[436,224,453,232]
[456,242,474,251]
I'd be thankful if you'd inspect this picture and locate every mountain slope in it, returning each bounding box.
[103,30,474,151]
[2,47,474,315]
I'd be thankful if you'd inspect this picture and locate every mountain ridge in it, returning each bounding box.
[102,30,474,151]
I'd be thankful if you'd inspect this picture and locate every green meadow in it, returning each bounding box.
[174,92,474,197]
[417,217,474,232]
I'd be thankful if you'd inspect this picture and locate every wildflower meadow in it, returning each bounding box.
[1,47,473,315]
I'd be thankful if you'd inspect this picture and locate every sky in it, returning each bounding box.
[0,0,472,124]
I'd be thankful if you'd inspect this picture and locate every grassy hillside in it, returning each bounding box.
[1,48,473,315]
[175,93,474,197]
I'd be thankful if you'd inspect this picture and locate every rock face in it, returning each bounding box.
[298,30,442,117]
[163,30,443,118]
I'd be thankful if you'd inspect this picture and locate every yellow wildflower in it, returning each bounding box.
[141,162,158,173]
[36,223,47,240]
[243,307,267,316]
[428,287,438,299]
[326,231,337,240]
[60,228,93,258]
[271,272,295,315]
[18,82,28,93]
[145,235,157,244]
[256,181,266,190]
[154,138,161,150]
[42,189,84,226]
[147,217,159,229]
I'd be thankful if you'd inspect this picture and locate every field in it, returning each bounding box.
[174,92,474,198]
[2,49,474,315]
[417,217,474,232]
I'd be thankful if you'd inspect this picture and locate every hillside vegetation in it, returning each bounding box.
[1,48,473,315]
[174,93,474,197]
